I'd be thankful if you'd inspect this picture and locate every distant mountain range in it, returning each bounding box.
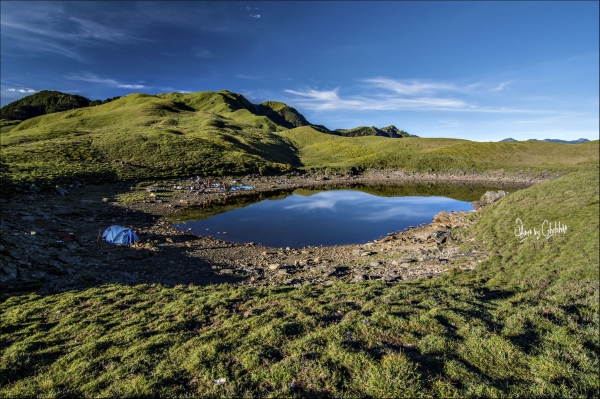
[0,90,414,139]
[500,138,590,144]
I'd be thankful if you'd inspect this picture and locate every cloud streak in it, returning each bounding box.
[491,80,516,91]
[284,87,469,111]
[285,77,543,113]
[1,2,145,62]
[7,88,36,93]
[194,48,213,59]
[67,73,146,89]
[363,78,460,95]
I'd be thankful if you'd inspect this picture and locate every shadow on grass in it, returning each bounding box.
[0,340,67,384]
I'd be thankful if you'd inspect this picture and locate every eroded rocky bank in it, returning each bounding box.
[0,170,553,295]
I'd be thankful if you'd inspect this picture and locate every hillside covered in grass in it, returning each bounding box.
[0,90,121,121]
[1,169,597,397]
[1,91,598,191]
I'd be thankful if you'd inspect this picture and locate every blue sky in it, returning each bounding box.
[1,1,598,141]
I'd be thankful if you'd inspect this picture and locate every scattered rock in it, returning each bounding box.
[55,186,69,196]
[472,190,508,209]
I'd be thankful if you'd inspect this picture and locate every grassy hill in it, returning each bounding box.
[334,125,414,138]
[279,126,598,172]
[0,90,92,121]
[1,169,597,397]
[1,91,598,191]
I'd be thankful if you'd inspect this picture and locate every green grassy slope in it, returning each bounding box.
[1,92,598,190]
[1,170,597,397]
[1,93,301,187]
[279,126,599,172]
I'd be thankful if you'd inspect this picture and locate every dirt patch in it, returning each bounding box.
[0,170,551,295]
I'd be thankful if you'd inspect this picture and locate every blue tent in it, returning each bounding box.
[102,225,139,245]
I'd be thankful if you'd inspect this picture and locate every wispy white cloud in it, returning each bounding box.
[118,84,146,89]
[67,73,146,89]
[235,74,262,80]
[194,48,213,59]
[284,77,550,114]
[249,14,261,19]
[0,3,143,62]
[7,88,36,93]
[363,78,460,95]
[284,87,468,111]
[491,80,516,91]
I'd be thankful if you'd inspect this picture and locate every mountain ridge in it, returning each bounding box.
[500,137,590,144]
[1,90,415,139]
[334,125,415,138]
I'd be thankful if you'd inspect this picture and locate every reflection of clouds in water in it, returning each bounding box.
[283,191,369,212]
[355,197,467,222]
[356,206,432,222]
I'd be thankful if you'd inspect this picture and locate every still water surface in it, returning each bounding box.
[173,185,486,248]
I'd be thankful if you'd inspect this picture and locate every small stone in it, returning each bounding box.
[55,186,69,195]
[268,263,281,270]
[369,261,381,267]
[219,269,234,274]
[353,274,366,281]
[382,273,400,282]
[165,237,174,243]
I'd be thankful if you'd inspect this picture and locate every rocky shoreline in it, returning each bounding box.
[0,170,554,295]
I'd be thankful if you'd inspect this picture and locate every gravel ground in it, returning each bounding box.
[0,170,553,294]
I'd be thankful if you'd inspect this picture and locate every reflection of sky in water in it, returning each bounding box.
[176,190,473,248]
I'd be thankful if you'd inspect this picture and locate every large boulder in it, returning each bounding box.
[472,190,508,210]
